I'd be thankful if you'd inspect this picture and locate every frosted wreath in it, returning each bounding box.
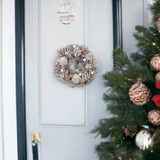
[54,44,98,87]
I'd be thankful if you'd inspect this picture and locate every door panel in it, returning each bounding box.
[25,0,113,160]
[39,0,85,126]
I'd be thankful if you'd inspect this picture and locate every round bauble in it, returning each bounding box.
[135,129,153,150]
[156,14,160,32]
[152,94,160,107]
[156,72,160,81]
[156,19,160,33]
[129,78,151,106]
[150,54,160,71]
[148,110,160,126]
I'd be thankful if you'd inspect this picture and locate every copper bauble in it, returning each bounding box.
[156,14,160,32]
[150,54,160,71]
[156,19,160,32]
[148,110,160,126]
[156,72,160,81]
[129,78,151,106]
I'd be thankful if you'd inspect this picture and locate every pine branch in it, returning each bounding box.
[93,1,160,159]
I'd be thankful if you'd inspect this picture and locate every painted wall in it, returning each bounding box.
[0,1,3,159]
[0,0,18,160]
[122,0,153,54]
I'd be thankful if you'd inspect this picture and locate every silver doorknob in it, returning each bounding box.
[31,132,41,146]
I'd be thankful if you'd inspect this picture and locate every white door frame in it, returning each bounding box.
[0,0,18,160]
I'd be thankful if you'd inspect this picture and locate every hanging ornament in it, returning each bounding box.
[152,95,160,107]
[155,80,160,89]
[57,0,75,24]
[156,13,160,32]
[123,126,137,138]
[129,78,151,106]
[152,79,160,107]
[148,110,160,126]
[152,80,160,107]
[150,54,160,71]
[135,129,153,150]
[156,72,160,81]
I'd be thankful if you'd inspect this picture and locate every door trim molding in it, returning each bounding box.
[0,1,3,159]
[113,0,123,49]
[15,0,27,159]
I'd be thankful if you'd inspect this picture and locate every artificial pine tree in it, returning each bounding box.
[92,1,160,160]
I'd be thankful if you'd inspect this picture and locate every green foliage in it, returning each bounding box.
[93,1,160,159]
[151,0,160,22]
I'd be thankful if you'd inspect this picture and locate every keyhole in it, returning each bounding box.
[71,61,79,70]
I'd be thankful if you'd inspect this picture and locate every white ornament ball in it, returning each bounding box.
[135,129,152,150]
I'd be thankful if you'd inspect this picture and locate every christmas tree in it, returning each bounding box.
[92,1,160,160]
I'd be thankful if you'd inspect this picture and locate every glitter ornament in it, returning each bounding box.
[156,80,160,89]
[156,20,160,32]
[150,54,160,71]
[152,94,160,107]
[135,129,153,150]
[129,78,151,106]
[148,110,160,126]
[54,44,98,87]
[156,14,160,32]
[156,72,160,81]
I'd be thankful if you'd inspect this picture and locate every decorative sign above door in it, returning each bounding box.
[57,0,75,24]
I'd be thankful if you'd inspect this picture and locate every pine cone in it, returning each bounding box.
[123,126,137,138]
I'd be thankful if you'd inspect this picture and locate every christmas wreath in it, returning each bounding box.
[54,44,97,87]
